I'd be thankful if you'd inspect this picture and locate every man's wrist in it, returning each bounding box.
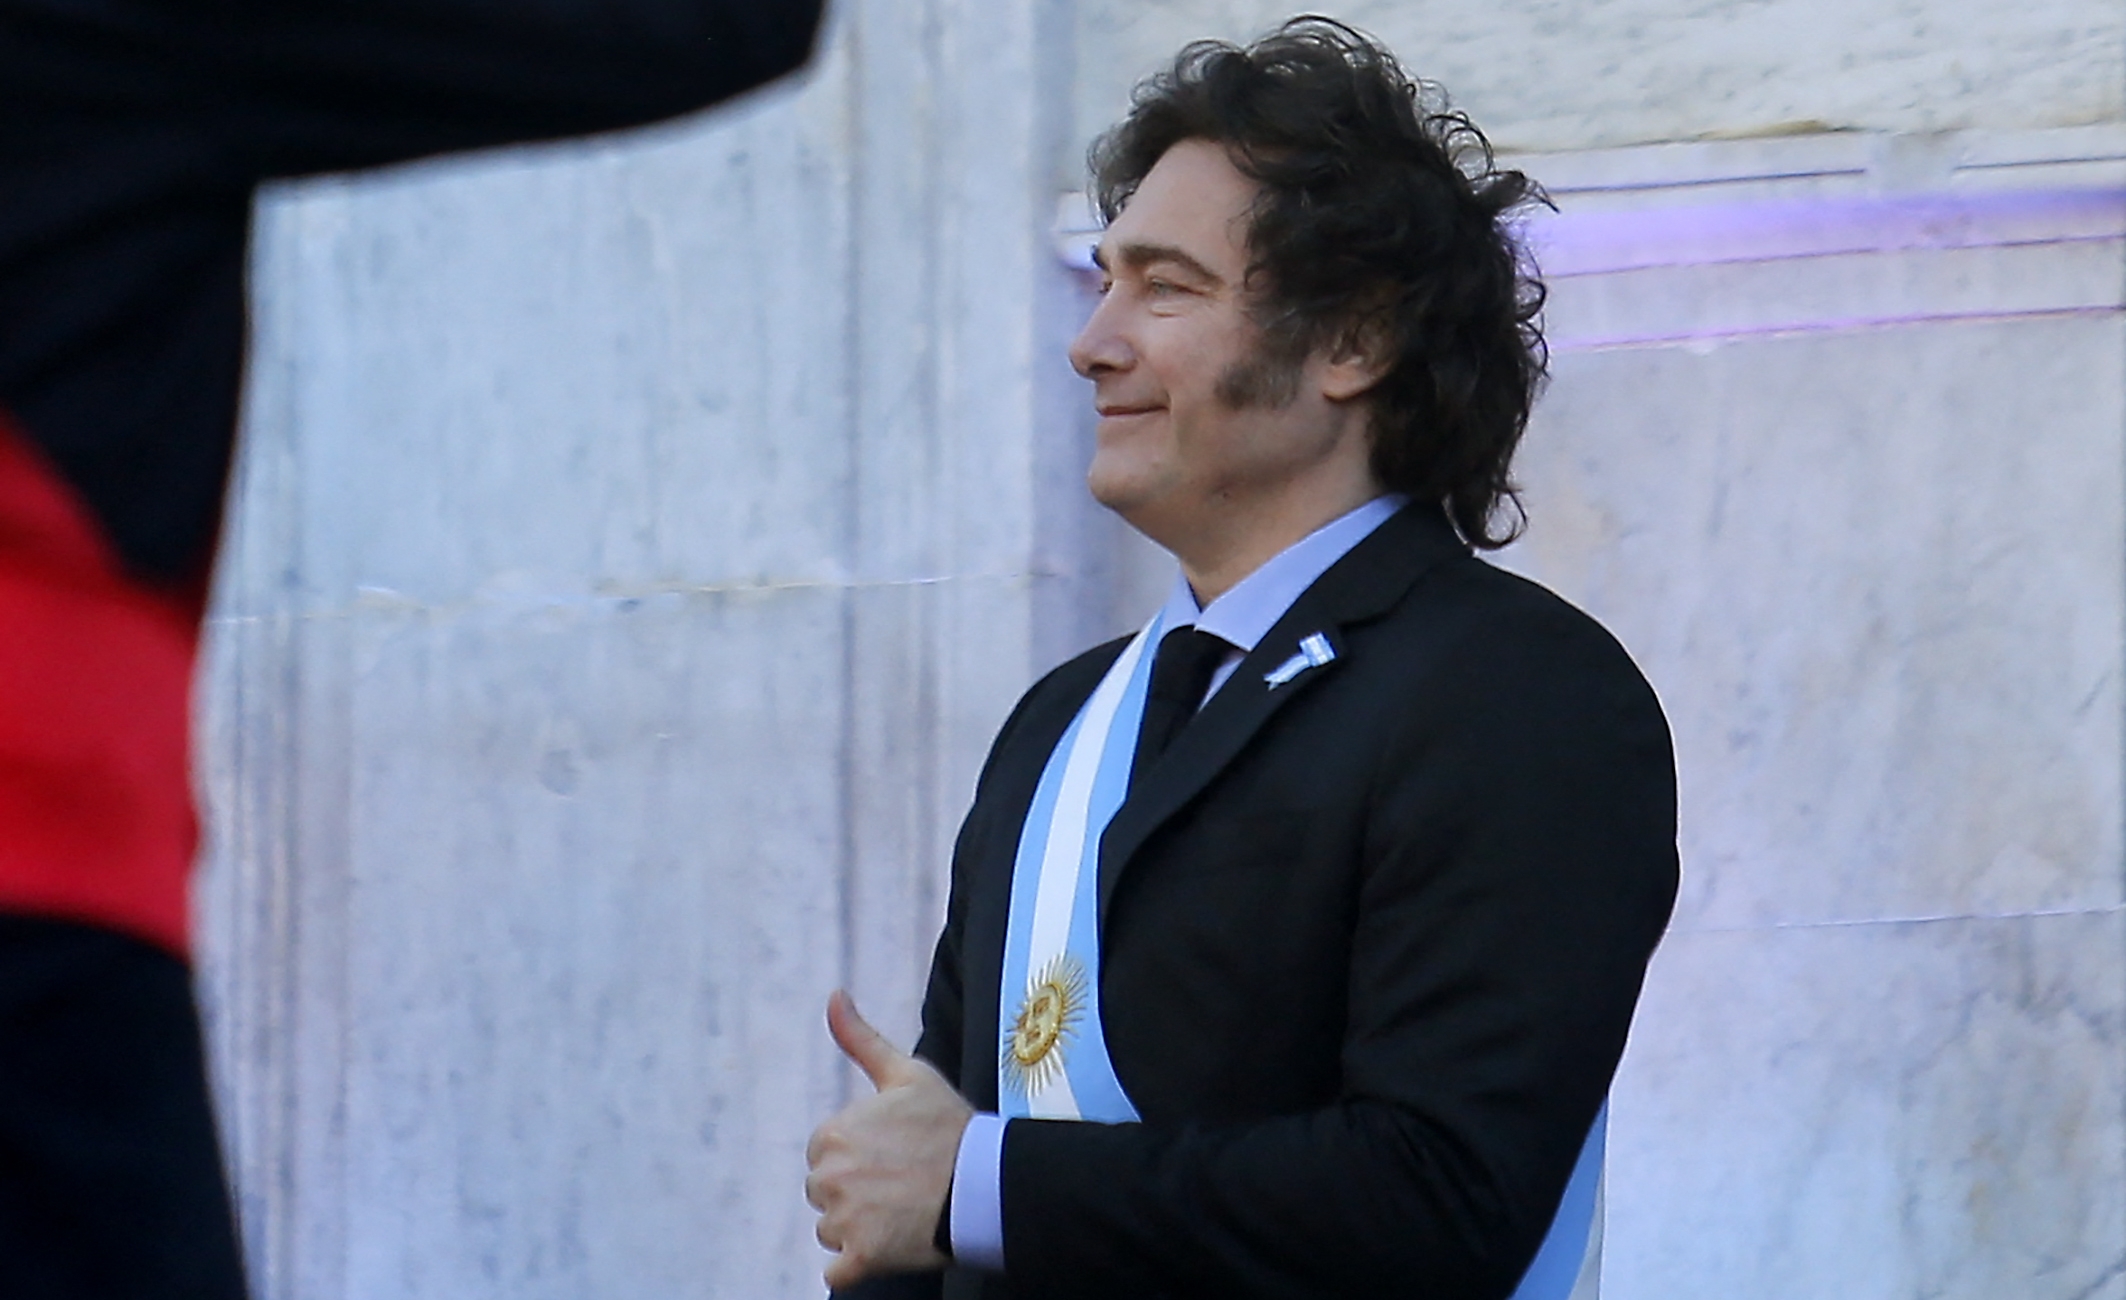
[949,1113,1009,1271]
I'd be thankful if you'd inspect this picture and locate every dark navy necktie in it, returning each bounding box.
[1130,627,1233,792]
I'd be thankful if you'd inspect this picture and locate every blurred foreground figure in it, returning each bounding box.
[0,4,822,1294]
[806,20,1677,1300]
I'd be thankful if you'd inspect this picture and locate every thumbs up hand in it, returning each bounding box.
[824,988,927,1091]
[805,991,974,1289]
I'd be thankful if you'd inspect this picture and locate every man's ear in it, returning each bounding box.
[1318,316,1393,403]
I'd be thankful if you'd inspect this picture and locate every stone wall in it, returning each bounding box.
[1074,0,2124,154]
[1516,133,2126,1299]
[198,2,2126,1297]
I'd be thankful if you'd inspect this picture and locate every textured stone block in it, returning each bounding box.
[330,589,847,1299]
[1073,0,2125,154]
[1607,911,2126,1300]
[1508,314,2126,929]
[258,101,856,610]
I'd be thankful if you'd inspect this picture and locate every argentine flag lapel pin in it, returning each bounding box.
[1263,631,1336,689]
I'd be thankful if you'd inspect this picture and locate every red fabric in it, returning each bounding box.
[0,411,199,958]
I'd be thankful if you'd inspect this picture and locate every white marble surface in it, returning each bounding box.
[1483,125,2126,1299]
[1424,127,2126,936]
[1522,123,2126,209]
[1513,126,2126,348]
[1607,911,2126,1299]
[1073,0,2125,156]
[336,593,846,1298]
[245,131,854,612]
[1543,237,2121,349]
[1510,311,2126,931]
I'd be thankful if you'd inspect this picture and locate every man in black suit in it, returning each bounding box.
[805,19,1678,1299]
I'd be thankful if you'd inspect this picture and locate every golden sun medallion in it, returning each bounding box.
[1001,954,1088,1096]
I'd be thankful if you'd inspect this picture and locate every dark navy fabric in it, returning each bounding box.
[0,914,244,1299]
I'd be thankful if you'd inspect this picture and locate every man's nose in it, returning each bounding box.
[1068,294,1132,379]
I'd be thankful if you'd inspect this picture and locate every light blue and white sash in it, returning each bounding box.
[992,610,1607,1296]
[994,614,1162,1122]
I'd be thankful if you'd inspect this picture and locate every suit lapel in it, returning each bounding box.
[1095,503,1468,925]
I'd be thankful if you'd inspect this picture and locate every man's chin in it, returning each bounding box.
[1086,477,1185,554]
[1085,466,1147,517]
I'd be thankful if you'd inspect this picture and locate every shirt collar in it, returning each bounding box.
[1156,494,1408,651]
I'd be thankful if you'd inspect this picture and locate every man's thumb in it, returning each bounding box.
[827,989,910,1090]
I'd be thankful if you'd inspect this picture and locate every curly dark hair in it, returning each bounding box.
[1090,17,1549,548]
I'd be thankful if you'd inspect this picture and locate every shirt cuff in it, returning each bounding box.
[949,1113,1008,1272]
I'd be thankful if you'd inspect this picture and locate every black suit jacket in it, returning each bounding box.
[854,503,1678,1300]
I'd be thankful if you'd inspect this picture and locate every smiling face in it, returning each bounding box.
[1070,139,1384,595]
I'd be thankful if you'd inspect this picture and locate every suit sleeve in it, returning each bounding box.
[1,0,824,179]
[994,612,1681,1299]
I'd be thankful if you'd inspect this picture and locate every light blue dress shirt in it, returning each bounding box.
[948,494,1408,1272]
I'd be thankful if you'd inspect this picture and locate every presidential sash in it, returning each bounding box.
[993,611,1608,1295]
[994,615,1160,1122]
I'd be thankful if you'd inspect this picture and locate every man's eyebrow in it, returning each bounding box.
[1099,240,1225,287]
